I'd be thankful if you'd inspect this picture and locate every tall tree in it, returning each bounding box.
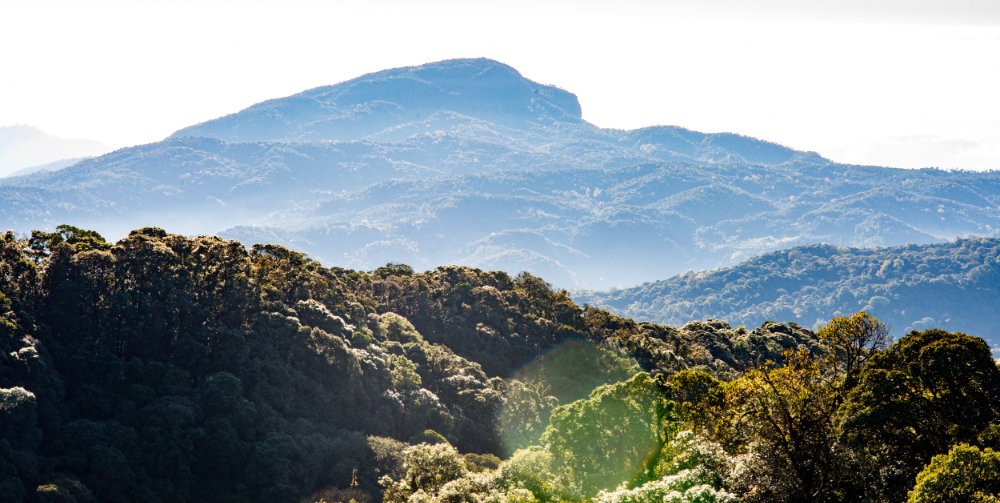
[837,329,1000,502]
[817,311,890,374]
[714,351,855,502]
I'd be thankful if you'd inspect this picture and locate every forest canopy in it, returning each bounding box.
[575,238,1000,346]
[1,227,998,503]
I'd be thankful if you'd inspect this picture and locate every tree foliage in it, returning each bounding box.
[715,351,855,502]
[838,329,1000,501]
[541,373,674,499]
[4,226,809,503]
[908,444,1000,503]
[380,443,470,503]
[2,225,998,503]
[817,311,890,374]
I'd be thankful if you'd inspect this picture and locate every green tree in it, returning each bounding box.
[380,443,469,503]
[908,444,1000,502]
[374,263,415,279]
[541,373,675,499]
[595,429,736,503]
[496,446,561,502]
[716,351,854,502]
[497,380,559,456]
[594,469,735,503]
[817,311,890,374]
[28,225,110,259]
[838,329,1000,502]
[665,370,725,437]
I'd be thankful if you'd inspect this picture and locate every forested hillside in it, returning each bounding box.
[3,227,998,502]
[574,237,1000,348]
[0,226,825,503]
[3,59,999,288]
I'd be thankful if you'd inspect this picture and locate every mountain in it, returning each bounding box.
[2,58,999,288]
[573,237,1000,347]
[172,58,583,143]
[6,156,93,177]
[0,125,107,177]
[222,163,1000,288]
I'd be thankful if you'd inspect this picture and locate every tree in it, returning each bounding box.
[665,370,725,437]
[28,225,110,260]
[374,263,415,279]
[595,430,736,503]
[380,443,469,503]
[837,329,1000,502]
[496,446,562,502]
[908,444,1000,502]
[497,380,559,457]
[715,351,855,502]
[594,469,735,503]
[817,311,890,374]
[541,373,675,499]
[35,476,96,503]
[1,387,42,503]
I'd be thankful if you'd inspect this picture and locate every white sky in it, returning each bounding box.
[2,0,999,170]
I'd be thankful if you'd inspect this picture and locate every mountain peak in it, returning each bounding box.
[171,58,583,143]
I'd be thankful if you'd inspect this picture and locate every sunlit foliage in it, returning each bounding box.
[908,444,1000,503]
[817,311,890,374]
[716,352,855,502]
[541,373,674,499]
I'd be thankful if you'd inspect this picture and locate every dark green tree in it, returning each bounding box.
[838,329,1000,502]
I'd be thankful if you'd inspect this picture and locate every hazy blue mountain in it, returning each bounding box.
[221,162,1000,288]
[7,156,92,177]
[172,58,583,143]
[573,237,1000,347]
[2,58,999,289]
[169,58,820,167]
[0,125,107,177]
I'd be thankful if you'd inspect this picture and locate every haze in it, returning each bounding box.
[2,0,998,171]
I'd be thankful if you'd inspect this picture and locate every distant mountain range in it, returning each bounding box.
[573,237,1000,347]
[0,125,107,177]
[2,58,998,288]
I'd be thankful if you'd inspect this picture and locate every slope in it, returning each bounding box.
[573,237,1000,347]
[2,58,998,289]
[0,226,823,503]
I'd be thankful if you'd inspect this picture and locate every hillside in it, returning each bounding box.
[0,227,824,503]
[4,58,997,288]
[573,237,1000,347]
[0,125,106,177]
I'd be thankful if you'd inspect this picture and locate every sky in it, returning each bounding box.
[2,0,999,171]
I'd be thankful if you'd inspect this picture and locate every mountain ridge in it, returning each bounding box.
[2,58,997,289]
[170,58,584,143]
[572,236,1000,347]
[0,125,108,177]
